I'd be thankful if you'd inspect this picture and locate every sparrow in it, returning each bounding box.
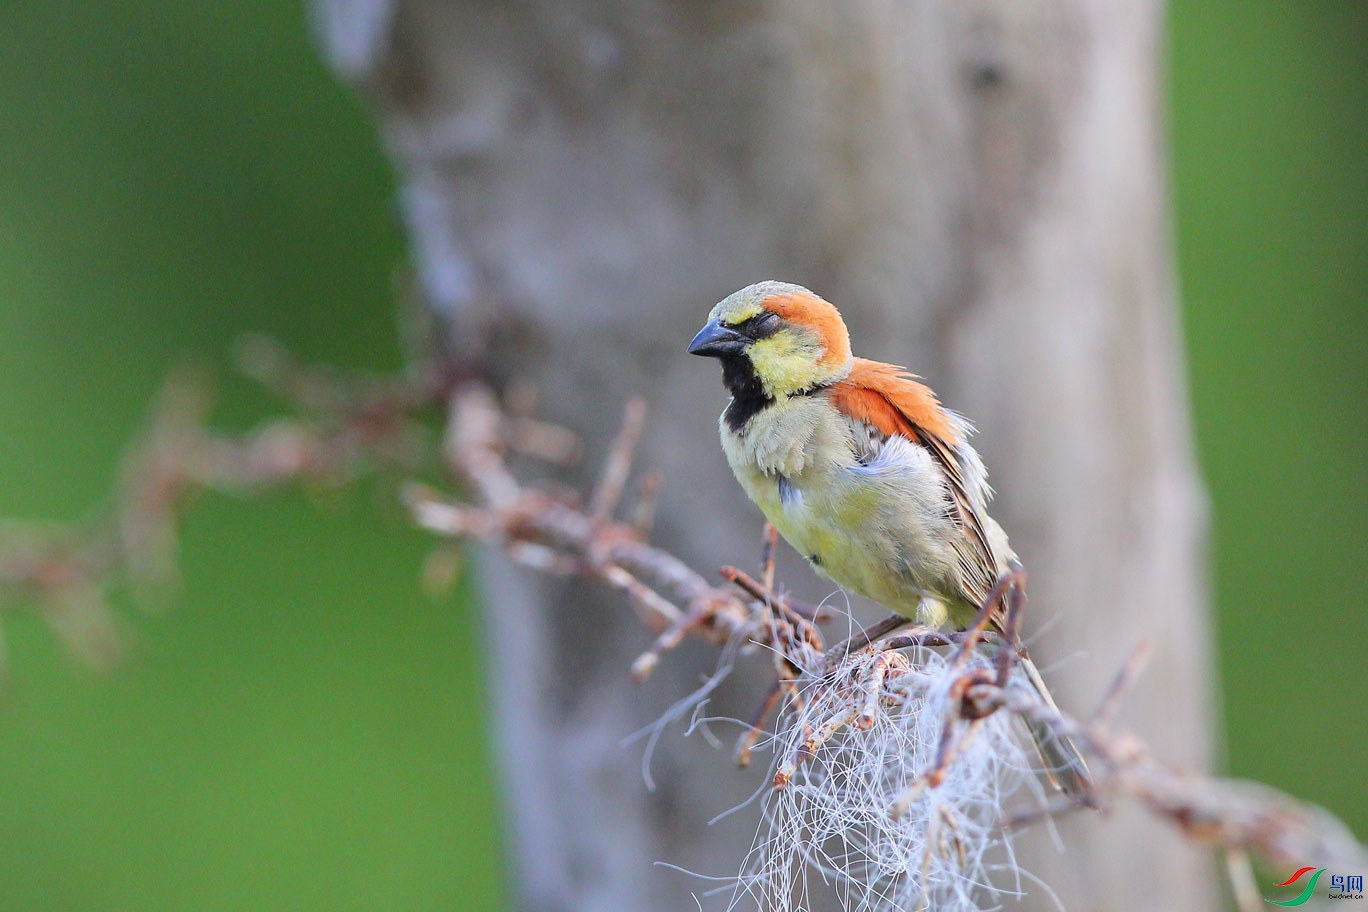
[689,280,1091,801]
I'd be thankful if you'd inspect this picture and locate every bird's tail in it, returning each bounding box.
[1016,652,1094,805]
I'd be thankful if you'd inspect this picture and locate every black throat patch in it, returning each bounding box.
[719,353,772,432]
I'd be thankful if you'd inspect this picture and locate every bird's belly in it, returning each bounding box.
[752,469,960,619]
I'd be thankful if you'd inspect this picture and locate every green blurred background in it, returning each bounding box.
[0,2,1361,909]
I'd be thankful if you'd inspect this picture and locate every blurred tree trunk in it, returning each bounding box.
[313,2,1216,910]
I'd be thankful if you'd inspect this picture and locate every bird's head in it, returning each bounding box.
[688,281,853,399]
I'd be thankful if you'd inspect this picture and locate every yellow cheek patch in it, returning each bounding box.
[749,333,823,397]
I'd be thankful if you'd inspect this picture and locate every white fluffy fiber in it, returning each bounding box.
[729,646,1038,912]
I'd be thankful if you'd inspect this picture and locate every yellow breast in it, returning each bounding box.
[719,397,966,621]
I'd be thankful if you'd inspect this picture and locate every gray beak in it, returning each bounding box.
[687,319,746,357]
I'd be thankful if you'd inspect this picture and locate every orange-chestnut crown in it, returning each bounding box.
[689,281,854,399]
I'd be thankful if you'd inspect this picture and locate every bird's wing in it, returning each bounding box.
[828,358,1002,614]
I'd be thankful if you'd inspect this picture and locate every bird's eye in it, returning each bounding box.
[734,311,781,339]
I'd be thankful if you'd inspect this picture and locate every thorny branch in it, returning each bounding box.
[0,344,1362,901]
[408,382,760,683]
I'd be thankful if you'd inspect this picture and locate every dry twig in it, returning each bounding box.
[0,344,1362,909]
